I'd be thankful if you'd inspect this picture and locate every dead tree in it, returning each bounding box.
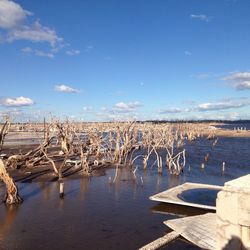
[6,125,54,169]
[56,121,75,155]
[142,149,153,169]
[0,159,22,204]
[80,145,91,175]
[0,118,11,151]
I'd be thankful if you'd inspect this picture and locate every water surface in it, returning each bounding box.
[178,188,220,206]
[1,136,250,250]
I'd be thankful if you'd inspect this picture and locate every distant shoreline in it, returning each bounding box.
[2,119,250,126]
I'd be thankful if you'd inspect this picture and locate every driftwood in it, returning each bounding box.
[139,231,179,250]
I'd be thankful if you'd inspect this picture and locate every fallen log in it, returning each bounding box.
[139,231,179,250]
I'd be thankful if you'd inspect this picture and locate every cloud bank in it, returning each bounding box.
[159,98,250,114]
[0,0,32,29]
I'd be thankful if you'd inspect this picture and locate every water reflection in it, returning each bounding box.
[80,177,90,196]
[0,205,19,243]
[167,175,182,189]
[108,167,144,201]
[151,203,211,217]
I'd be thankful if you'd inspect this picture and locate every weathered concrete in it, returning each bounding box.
[216,174,250,250]
[150,182,222,210]
[144,176,250,249]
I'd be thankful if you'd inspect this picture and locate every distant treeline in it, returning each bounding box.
[1,119,250,125]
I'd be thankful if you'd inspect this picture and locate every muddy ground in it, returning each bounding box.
[0,144,110,183]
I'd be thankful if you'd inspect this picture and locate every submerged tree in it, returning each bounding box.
[0,159,22,204]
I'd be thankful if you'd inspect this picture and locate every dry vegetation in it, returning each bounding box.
[0,116,220,204]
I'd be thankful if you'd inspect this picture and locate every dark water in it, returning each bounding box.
[215,122,250,130]
[1,136,250,250]
[178,188,220,207]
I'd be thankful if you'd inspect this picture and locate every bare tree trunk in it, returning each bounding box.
[0,159,22,204]
[0,119,11,152]
[80,145,90,175]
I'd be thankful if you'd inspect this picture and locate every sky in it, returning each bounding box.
[1,0,250,122]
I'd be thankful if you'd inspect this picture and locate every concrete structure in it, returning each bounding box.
[142,175,250,249]
[216,174,250,250]
[150,182,222,210]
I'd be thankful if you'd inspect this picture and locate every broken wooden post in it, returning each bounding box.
[43,117,46,141]
[222,162,225,173]
[59,181,64,198]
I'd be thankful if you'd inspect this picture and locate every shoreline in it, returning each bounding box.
[3,125,250,148]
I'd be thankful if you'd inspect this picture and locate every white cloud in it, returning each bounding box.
[224,72,250,81]
[54,84,80,93]
[0,1,65,57]
[114,101,143,112]
[66,49,80,56]
[96,101,143,118]
[197,100,250,111]
[21,47,56,58]
[6,20,62,46]
[158,98,250,114]
[1,96,35,107]
[0,0,32,29]
[190,14,212,22]
[198,102,239,111]
[236,81,250,90]
[224,71,250,90]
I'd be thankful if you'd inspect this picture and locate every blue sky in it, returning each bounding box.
[1,0,250,121]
